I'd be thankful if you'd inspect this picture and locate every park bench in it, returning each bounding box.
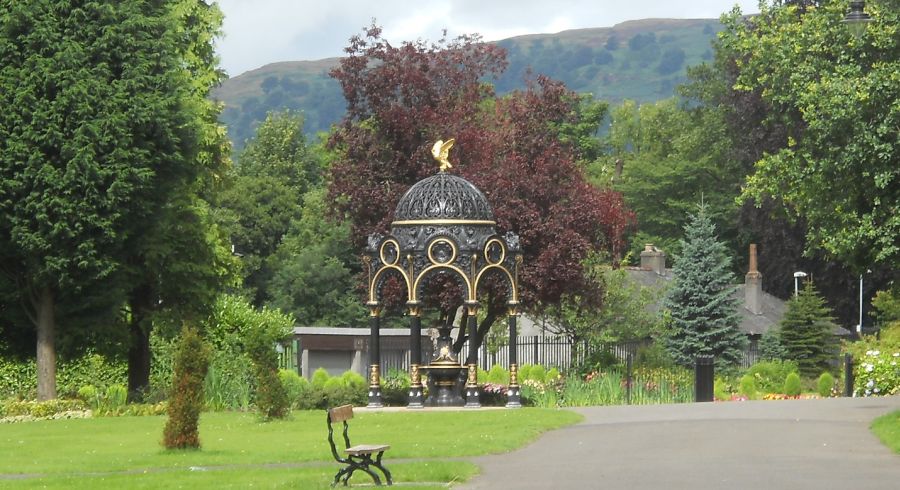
[326,404,393,486]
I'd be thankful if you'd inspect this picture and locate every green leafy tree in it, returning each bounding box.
[0,0,221,399]
[722,1,900,269]
[550,253,662,344]
[218,111,325,305]
[778,281,838,377]
[663,204,746,368]
[601,98,743,265]
[267,188,365,326]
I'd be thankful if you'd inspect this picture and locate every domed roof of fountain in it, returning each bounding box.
[392,171,495,224]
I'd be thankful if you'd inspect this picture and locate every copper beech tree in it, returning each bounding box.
[328,25,634,351]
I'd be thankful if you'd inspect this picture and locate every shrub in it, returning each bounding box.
[546,367,561,383]
[163,325,211,450]
[323,375,365,407]
[247,337,289,420]
[745,360,799,393]
[487,365,509,385]
[739,375,758,400]
[341,371,366,391]
[817,372,835,397]
[311,368,330,389]
[714,378,730,401]
[381,368,409,407]
[1,399,88,421]
[529,365,547,383]
[279,370,305,407]
[77,385,100,410]
[855,349,900,397]
[634,343,674,369]
[517,364,532,382]
[784,372,802,397]
[100,384,128,415]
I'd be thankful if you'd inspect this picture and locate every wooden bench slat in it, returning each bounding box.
[345,444,390,455]
[329,404,354,423]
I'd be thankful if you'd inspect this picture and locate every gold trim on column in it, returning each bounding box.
[369,364,381,388]
[509,363,519,387]
[465,303,479,316]
[368,305,382,317]
[466,364,478,387]
[407,305,421,317]
[410,364,422,387]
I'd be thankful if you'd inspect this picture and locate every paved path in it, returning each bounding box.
[458,397,900,490]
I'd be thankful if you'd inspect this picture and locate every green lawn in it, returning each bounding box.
[0,408,580,488]
[871,409,900,454]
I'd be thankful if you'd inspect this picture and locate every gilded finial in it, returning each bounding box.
[431,138,455,172]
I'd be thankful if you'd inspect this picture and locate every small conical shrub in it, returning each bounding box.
[163,325,211,449]
[739,374,757,400]
[817,372,835,398]
[784,372,802,397]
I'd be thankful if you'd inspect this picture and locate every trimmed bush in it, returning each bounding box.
[311,368,330,389]
[817,372,835,398]
[745,360,799,393]
[487,365,509,385]
[739,374,758,400]
[529,365,547,383]
[784,372,802,397]
[162,326,211,449]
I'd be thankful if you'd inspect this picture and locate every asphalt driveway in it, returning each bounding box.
[458,396,900,490]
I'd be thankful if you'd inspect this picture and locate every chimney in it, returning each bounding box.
[640,244,666,276]
[745,244,763,315]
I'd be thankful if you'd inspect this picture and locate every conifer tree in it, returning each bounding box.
[778,281,837,377]
[663,204,746,368]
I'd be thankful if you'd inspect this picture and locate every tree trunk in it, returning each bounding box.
[35,286,56,401]
[127,284,154,402]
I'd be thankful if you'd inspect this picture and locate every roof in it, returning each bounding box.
[624,268,785,337]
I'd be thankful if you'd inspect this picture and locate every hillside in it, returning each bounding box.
[213,18,721,148]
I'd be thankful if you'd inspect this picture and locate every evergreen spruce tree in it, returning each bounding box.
[663,204,746,368]
[778,281,837,377]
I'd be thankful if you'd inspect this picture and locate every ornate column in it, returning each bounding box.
[506,303,521,408]
[407,303,424,408]
[367,305,383,408]
[464,302,481,408]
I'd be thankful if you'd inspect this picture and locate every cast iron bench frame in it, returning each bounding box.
[327,404,392,486]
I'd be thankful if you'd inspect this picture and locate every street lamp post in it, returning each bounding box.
[857,269,872,334]
[793,271,808,297]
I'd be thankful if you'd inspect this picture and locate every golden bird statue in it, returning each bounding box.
[431,138,455,172]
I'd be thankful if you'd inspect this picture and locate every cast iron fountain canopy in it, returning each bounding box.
[364,139,521,307]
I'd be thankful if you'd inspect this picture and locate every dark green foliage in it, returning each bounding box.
[663,205,746,369]
[758,330,788,361]
[783,372,802,397]
[779,281,838,377]
[163,326,210,449]
[817,372,834,398]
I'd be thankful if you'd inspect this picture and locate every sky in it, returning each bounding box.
[215,0,761,77]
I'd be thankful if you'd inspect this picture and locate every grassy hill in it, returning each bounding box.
[212,18,721,148]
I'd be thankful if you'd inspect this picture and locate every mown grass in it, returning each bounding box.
[871,409,900,454]
[0,408,580,488]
